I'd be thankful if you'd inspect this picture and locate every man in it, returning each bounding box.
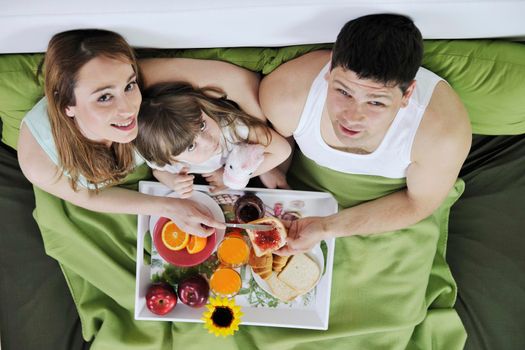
[259,14,471,254]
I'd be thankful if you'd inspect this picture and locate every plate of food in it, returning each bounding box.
[249,247,324,302]
[150,191,225,267]
[245,216,324,302]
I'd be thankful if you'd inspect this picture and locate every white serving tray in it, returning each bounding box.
[134,181,337,330]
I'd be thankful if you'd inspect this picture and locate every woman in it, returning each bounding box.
[17,29,263,236]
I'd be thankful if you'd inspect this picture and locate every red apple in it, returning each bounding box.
[178,275,209,308]
[145,282,177,315]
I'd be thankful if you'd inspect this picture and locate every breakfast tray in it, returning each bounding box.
[134,181,337,330]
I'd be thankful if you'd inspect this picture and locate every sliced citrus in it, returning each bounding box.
[186,235,207,254]
[161,221,189,251]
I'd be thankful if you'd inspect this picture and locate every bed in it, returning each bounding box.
[1,1,524,350]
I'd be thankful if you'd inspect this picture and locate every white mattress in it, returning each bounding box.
[1,0,524,53]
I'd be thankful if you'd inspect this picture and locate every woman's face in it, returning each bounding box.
[65,56,142,146]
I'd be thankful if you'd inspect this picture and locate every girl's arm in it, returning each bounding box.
[248,128,292,177]
[152,168,195,199]
[17,124,223,236]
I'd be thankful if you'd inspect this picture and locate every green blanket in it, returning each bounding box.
[32,150,465,349]
[5,39,525,349]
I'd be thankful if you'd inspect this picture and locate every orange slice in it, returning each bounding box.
[161,221,189,251]
[186,235,207,254]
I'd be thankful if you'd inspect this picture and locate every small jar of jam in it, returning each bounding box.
[234,194,264,223]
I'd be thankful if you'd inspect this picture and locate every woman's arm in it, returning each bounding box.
[17,124,223,236]
[139,58,265,120]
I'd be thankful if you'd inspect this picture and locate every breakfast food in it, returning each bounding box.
[161,220,208,254]
[277,253,320,293]
[246,217,287,257]
[161,221,189,251]
[234,194,265,223]
[272,254,289,272]
[186,235,207,254]
[252,252,321,302]
[266,274,301,302]
[248,248,272,280]
[218,235,250,267]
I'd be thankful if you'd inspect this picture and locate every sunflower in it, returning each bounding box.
[202,297,243,337]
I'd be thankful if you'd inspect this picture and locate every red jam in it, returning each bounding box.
[254,225,280,250]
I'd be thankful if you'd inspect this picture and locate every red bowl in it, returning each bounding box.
[153,217,216,267]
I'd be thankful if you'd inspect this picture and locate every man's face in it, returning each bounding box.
[325,66,414,151]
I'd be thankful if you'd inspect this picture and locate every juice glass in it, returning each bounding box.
[209,267,242,298]
[217,236,250,268]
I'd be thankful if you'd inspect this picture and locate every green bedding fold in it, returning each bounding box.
[33,150,466,349]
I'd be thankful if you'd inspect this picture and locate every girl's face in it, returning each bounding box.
[172,113,222,164]
[65,56,142,146]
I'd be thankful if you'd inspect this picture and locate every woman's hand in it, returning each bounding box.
[164,197,225,237]
[202,167,227,193]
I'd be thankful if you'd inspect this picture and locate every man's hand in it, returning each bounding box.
[259,168,291,189]
[202,167,227,193]
[275,216,327,256]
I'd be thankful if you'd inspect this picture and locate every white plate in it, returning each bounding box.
[149,190,225,252]
[250,245,324,301]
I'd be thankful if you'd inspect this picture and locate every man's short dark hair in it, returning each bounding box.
[331,14,423,93]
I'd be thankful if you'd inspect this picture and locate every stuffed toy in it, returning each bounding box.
[223,143,265,189]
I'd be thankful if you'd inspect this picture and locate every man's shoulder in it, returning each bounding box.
[260,50,331,136]
[413,81,471,161]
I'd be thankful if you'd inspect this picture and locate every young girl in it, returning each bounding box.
[134,82,291,198]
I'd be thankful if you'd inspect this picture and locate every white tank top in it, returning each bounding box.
[294,64,443,178]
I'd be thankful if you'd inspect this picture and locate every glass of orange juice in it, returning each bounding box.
[209,267,242,298]
[217,235,250,268]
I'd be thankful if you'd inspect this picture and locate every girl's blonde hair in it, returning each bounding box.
[135,82,271,167]
[43,29,139,191]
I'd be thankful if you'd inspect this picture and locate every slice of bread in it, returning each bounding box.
[266,273,301,302]
[272,254,289,272]
[248,248,272,280]
[246,217,287,257]
[277,253,320,292]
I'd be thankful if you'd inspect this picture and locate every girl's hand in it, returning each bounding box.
[171,167,194,198]
[202,167,227,193]
[164,197,225,237]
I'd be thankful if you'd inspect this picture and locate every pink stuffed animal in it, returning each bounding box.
[223,143,265,189]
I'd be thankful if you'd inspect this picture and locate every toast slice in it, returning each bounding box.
[266,273,301,302]
[248,248,272,280]
[246,217,287,257]
[277,253,320,292]
[272,254,290,272]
